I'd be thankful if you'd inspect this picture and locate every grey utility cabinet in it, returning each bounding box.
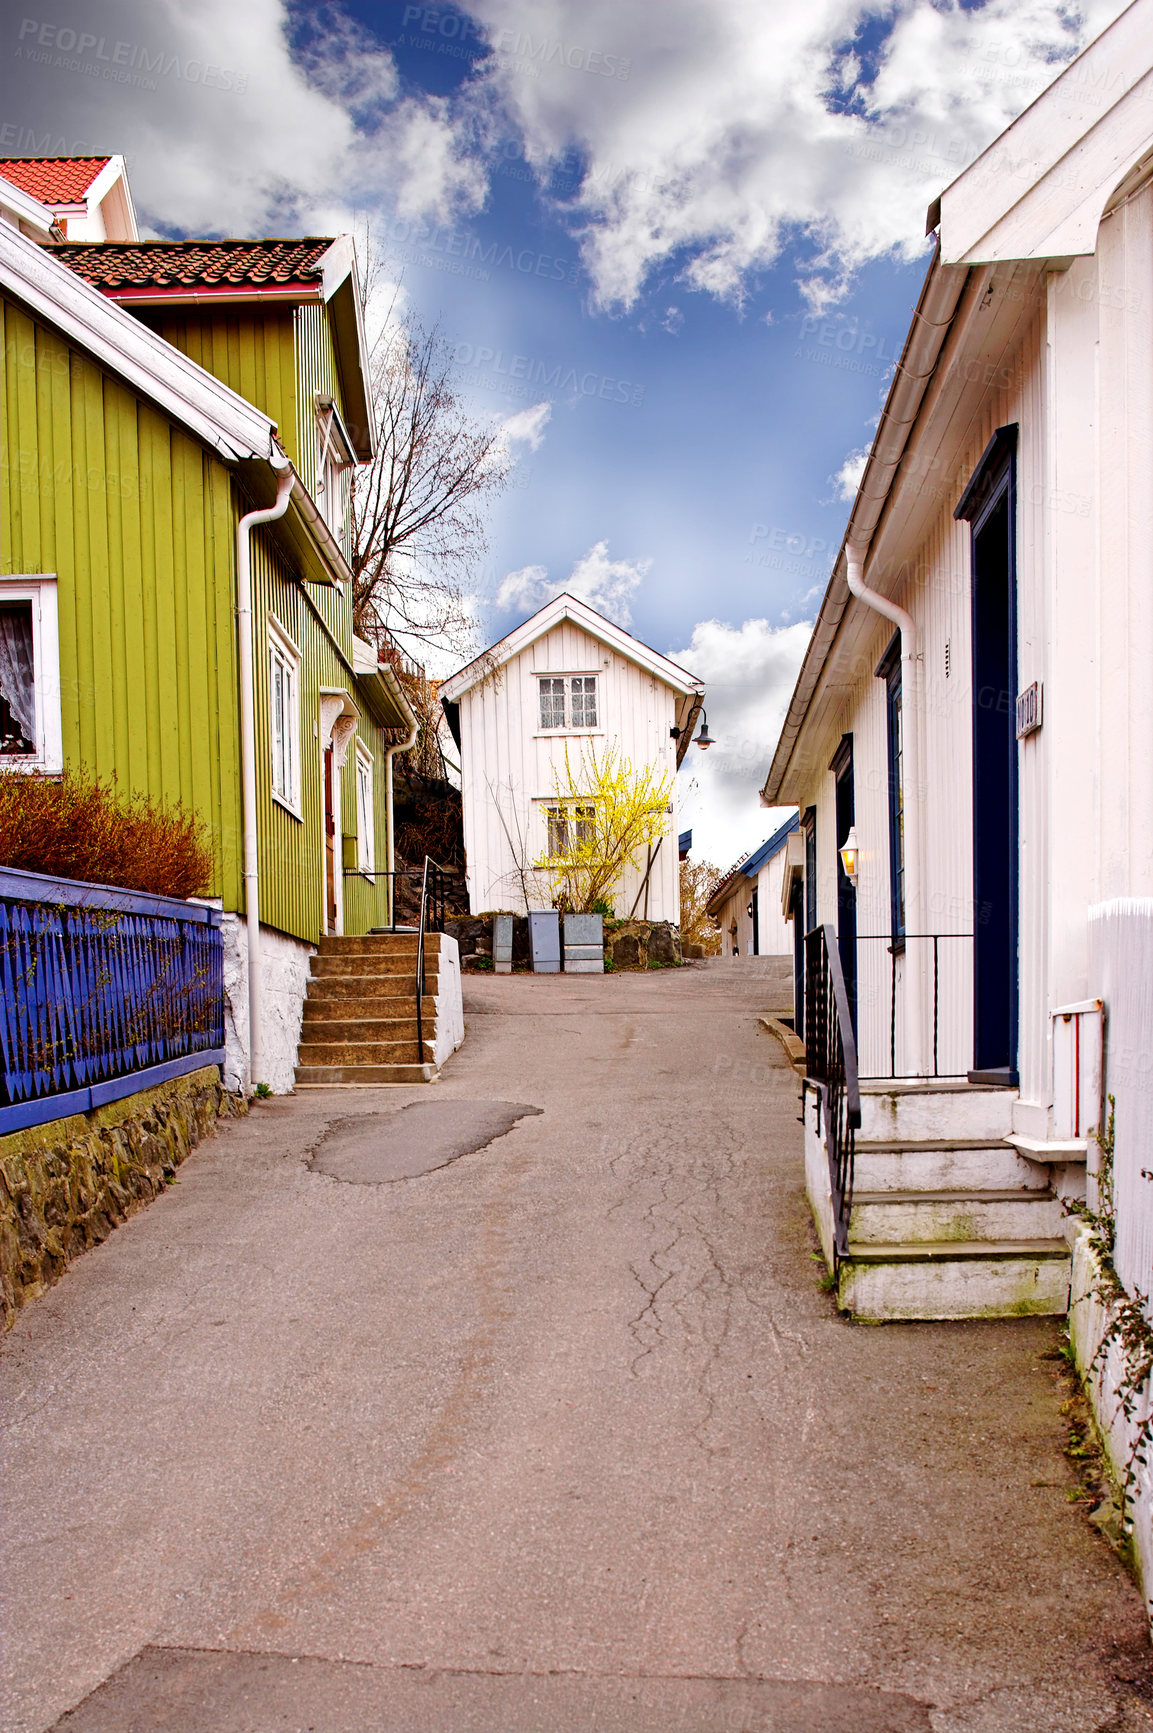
[529,910,561,973]
[493,914,514,974]
[564,913,604,973]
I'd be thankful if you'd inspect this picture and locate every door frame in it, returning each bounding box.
[830,733,857,1034]
[956,424,1019,1085]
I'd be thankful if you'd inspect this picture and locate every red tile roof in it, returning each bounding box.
[0,156,110,204]
[51,238,334,294]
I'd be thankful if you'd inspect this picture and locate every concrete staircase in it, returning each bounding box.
[826,1083,1073,1321]
[294,933,444,1086]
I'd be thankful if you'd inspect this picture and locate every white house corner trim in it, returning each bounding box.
[433,934,465,1070]
[220,913,315,1094]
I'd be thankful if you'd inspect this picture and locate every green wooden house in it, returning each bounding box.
[0,206,417,1092]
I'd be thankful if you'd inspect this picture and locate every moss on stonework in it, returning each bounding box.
[0,1067,245,1329]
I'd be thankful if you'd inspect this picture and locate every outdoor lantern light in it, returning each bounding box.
[695,711,714,749]
[839,825,860,884]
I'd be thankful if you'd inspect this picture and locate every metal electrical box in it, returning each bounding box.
[529,911,561,973]
[488,915,513,970]
[564,913,604,973]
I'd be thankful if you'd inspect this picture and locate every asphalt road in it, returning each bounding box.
[2,959,1150,1732]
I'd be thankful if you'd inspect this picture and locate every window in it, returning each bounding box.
[355,743,374,875]
[539,677,567,730]
[545,803,595,857]
[269,620,301,814]
[314,399,355,540]
[537,674,598,731]
[876,634,905,940]
[0,576,61,772]
[570,675,598,729]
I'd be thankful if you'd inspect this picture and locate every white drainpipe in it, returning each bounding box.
[237,461,295,1090]
[845,539,925,1076]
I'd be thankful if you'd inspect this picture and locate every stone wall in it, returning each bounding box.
[604,920,682,970]
[0,1066,244,1329]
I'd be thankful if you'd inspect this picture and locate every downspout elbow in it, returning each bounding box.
[845,541,915,649]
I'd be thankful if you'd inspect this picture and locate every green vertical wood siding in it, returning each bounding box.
[250,528,392,942]
[1,293,243,909]
[135,305,299,469]
[2,291,392,947]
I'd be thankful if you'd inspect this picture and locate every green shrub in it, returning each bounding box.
[0,768,213,900]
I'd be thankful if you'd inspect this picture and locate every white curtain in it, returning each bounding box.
[0,604,35,745]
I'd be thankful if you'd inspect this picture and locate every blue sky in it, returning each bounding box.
[0,0,1127,864]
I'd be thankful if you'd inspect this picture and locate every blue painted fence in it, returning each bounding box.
[0,866,225,1135]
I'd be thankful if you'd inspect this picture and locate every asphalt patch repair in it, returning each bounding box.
[52,1645,934,1732]
[308,1099,543,1184]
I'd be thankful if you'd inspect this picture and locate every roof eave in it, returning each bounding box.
[441,592,704,702]
[761,245,968,806]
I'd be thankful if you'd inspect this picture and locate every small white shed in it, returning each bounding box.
[440,593,705,920]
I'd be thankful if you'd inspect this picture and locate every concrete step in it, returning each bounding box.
[295,1063,437,1086]
[858,1082,1016,1144]
[302,998,434,1023]
[838,1239,1071,1321]
[303,985,430,1006]
[850,1189,1065,1245]
[298,1017,424,1043]
[297,1038,434,1066]
[309,954,438,980]
[853,1139,1048,1194]
[316,933,442,956]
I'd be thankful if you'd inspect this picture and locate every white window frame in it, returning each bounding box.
[268,615,302,818]
[355,739,375,876]
[0,575,62,773]
[314,400,356,542]
[534,671,602,736]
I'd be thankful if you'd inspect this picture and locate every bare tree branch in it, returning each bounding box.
[350,296,510,660]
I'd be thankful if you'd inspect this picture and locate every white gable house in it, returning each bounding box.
[440,594,705,921]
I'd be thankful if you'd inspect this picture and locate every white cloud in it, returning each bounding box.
[465,0,1129,309]
[497,400,553,453]
[7,0,488,239]
[834,446,870,502]
[672,616,812,867]
[496,539,650,625]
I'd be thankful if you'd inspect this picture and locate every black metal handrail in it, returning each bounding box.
[805,923,861,1265]
[415,856,448,1066]
[854,932,973,1079]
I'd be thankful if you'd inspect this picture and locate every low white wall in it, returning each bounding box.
[433,933,465,1071]
[1069,1227,1153,1620]
[220,915,315,1096]
[804,1085,836,1268]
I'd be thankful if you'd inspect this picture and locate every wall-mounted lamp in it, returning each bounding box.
[839,824,860,885]
[695,711,713,750]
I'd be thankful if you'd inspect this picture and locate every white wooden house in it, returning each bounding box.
[707,814,799,958]
[763,3,1153,1599]
[440,593,705,921]
[762,0,1153,1331]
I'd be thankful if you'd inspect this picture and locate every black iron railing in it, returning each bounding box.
[415,856,448,1065]
[805,923,861,1265]
[854,933,973,1079]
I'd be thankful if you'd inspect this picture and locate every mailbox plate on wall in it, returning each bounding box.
[1016,680,1042,739]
